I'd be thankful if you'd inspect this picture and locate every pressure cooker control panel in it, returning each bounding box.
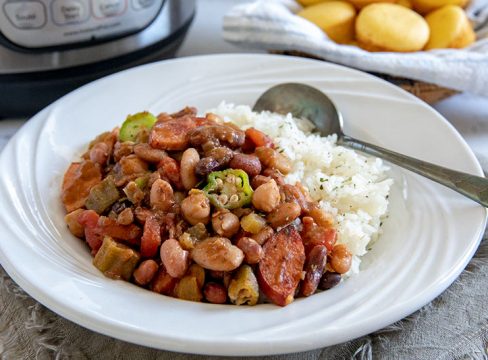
[0,0,163,48]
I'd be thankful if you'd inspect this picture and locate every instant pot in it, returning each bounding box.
[0,0,195,117]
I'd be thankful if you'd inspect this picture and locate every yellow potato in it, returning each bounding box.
[412,0,467,14]
[424,5,475,49]
[396,0,413,8]
[348,0,396,9]
[356,3,430,52]
[297,1,356,43]
[297,0,331,5]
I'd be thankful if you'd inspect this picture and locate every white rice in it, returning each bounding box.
[209,103,393,273]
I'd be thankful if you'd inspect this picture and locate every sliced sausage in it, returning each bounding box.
[149,116,196,150]
[257,226,305,306]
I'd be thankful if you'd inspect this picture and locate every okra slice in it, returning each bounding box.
[119,111,157,142]
[93,236,140,281]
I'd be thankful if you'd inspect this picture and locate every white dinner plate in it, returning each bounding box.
[0,54,486,355]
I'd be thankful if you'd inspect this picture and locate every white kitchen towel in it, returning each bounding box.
[223,0,488,96]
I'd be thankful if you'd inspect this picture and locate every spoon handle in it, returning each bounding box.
[339,135,488,207]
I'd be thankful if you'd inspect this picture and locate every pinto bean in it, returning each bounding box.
[89,142,110,165]
[252,179,280,213]
[117,208,134,225]
[203,282,227,304]
[133,143,167,163]
[180,148,200,190]
[251,226,274,245]
[330,244,352,274]
[189,124,245,149]
[150,179,174,212]
[251,175,271,190]
[181,191,211,225]
[261,168,285,186]
[282,184,311,214]
[212,210,240,238]
[160,239,190,278]
[113,141,134,162]
[267,202,301,229]
[255,147,292,174]
[133,260,159,286]
[191,237,244,271]
[229,153,261,177]
[300,245,328,297]
[236,237,263,264]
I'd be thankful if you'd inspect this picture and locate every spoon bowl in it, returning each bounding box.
[253,83,488,208]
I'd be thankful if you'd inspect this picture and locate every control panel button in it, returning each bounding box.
[92,0,125,18]
[51,0,89,25]
[131,0,155,10]
[3,1,46,29]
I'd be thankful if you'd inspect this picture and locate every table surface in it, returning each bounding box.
[1,1,488,359]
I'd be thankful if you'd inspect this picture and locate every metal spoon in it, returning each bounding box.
[253,83,488,207]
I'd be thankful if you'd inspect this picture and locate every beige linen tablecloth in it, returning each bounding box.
[0,120,487,359]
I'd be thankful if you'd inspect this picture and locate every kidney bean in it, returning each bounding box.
[212,210,240,238]
[189,124,245,149]
[191,237,244,271]
[251,226,274,246]
[151,267,177,295]
[181,191,211,225]
[229,153,262,177]
[133,259,159,286]
[204,282,228,304]
[267,202,301,229]
[150,179,174,212]
[133,143,167,163]
[160,238,190,278]
[236,237,263,265]
[195,157,221,177]
[257,226,305,306]
[255,147,292,174]
[318,271,341,290]
[300,245,328,297]
[330,244,352,274]
[252,179,280,213]
[180,148,200,190]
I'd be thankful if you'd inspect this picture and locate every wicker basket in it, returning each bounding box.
[271,50,458,104]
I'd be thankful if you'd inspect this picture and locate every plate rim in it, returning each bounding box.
[0,53,486,355]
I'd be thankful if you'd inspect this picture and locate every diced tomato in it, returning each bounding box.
[140,215,161,258]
